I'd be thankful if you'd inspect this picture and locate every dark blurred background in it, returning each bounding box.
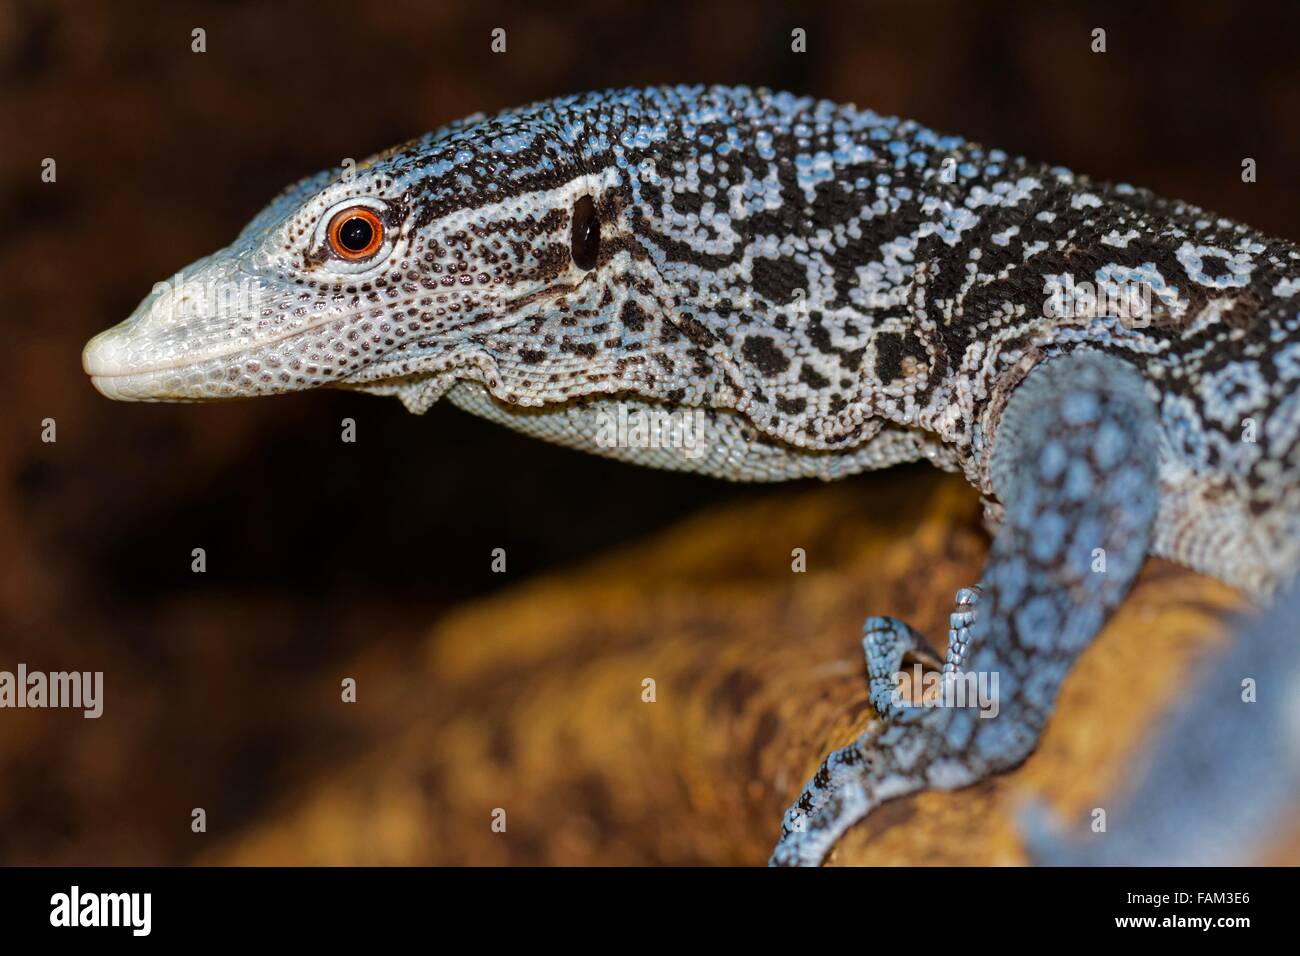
[1,0,1298,864]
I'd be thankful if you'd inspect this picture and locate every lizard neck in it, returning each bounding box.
[437,86,1300,524]
[595,86,1072,469]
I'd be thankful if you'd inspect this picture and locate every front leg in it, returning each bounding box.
[770,349,1160,866]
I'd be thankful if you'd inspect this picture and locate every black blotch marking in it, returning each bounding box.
[750,256,807,306]
[741,335,791,376]
[798,364,830,389]
[620,299,649,332]
[873,332,928,382]
[776,396,807,415]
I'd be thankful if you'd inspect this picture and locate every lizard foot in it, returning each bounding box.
[864,585,981,719]
[772,587,991,867]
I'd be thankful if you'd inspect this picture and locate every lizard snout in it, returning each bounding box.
[82,250,303,401]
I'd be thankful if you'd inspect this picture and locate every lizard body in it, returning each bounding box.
[82,86,1300,864]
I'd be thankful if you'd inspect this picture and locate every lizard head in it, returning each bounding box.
[82,86,901,477]
[82,96,664,413]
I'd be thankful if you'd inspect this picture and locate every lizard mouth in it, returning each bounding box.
[85,368,195,402]
[81,330,220,400]
[81,306,360,401]
[81,329,184,400]
[82,324,237,401]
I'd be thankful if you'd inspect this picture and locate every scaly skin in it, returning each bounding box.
[82,86,1300,864]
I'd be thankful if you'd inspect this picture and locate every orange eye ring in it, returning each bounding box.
[327,207,384,260]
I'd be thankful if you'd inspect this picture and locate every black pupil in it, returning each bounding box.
[571,195,599,270]
[339,216,374,252]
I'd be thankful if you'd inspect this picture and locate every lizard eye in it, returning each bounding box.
[570,195,600,270]
[327,207,384,260]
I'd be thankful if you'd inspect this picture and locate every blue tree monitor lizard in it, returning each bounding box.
[82,86,1300,865]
